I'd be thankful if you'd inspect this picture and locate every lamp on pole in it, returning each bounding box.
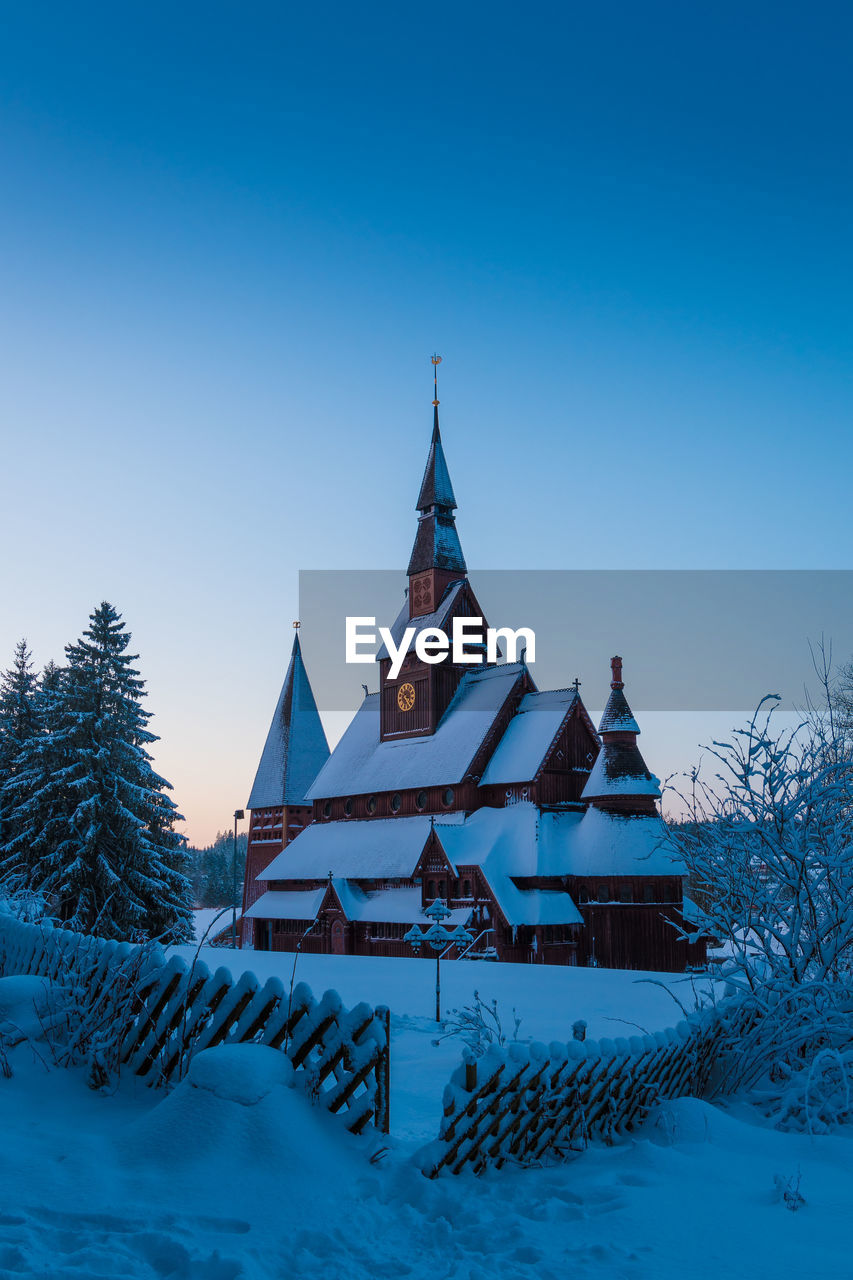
[232,809,245,948]
[404,899,474,1022]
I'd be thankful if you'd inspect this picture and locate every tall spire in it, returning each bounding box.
[247,627,330,809]
[407,356,466,576]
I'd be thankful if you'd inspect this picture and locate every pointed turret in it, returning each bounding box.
[407,405,467,579]
[582,656,660,814]
[247,628,330,809]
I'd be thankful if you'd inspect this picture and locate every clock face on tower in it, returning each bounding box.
[397,682,416,712]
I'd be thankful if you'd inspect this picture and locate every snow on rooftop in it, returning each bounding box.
[435,805,583,927]
[247,637,330,810]
[243,889,326,921]
[581,748,661,801]
[598,687,641,735]
[306,662,526,799]
[541,806,687,877]
[499,886,583,927]
[434,802,685,885]
[257,813,465,881]
[480,688,578,786]
[334,883,471,926]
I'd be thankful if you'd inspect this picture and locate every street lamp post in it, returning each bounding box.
[404,899,474,1022]
[232,809,244,948]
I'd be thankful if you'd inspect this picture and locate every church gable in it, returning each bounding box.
[413,828,458,882]
[478,688,600,805]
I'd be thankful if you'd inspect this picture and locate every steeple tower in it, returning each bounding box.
[242,627,331,938]
[582,656,661,815]
[407,356,467,619]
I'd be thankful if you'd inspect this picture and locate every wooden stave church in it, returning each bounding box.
[240,402,705,972]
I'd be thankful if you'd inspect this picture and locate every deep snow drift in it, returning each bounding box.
[0,963,850,1280]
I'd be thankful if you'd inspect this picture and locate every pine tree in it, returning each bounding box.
[1,603,193,942]
[0,660,66,894]
[0,640,40,855]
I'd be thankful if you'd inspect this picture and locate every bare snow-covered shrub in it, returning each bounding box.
[667,672,853,1132]
[434,990,522,1056]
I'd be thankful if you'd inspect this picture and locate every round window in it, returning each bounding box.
[415,790,427,811]
[442,788,454,807]
[322,801,331,819]
[366,795,377,814]
[390,793,402,813]
[344,798,353,817]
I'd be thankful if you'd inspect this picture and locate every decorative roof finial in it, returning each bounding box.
[610,655,623,690]
[293,620,301,629]
[431,353,442,407]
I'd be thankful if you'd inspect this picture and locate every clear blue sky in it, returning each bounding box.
[1,3,851,841]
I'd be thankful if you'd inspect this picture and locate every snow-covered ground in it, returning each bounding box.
[1,959,850,1279]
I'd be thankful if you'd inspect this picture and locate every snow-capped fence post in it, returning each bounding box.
[0,916,391,1138]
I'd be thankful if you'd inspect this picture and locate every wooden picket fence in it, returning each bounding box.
[0,915,390,1136]
[418,1000,756,1177]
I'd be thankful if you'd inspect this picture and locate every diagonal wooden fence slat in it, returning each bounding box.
[0,915,390,1136]
[419,995,755,1177]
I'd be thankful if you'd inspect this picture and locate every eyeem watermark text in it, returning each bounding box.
[346,617,536,679]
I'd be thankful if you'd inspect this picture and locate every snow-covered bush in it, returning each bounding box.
[667,670,853,1131]
[38,930,163,1089]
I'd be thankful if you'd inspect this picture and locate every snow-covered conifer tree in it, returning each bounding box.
[0,640,40,852]
[1,604,192,942]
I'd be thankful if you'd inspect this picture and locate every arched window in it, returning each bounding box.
[428,879,436,899]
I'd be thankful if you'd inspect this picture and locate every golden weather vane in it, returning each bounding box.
[431,353,442,406]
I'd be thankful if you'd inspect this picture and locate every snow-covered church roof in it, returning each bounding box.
[247,633,330,809]
[305,662,526,800]
[257,813,466,881]
[480,688,581,786]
